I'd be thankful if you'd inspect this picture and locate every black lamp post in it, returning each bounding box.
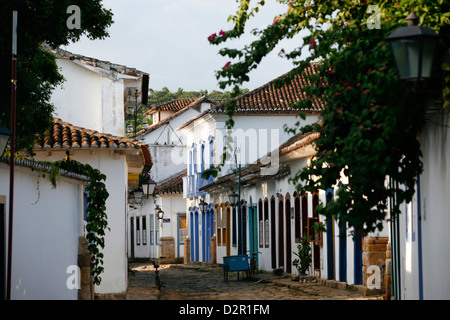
[387,12,439,81]
[0,120,11,157]
[142,178,157,199]
[228,191,239,208]
[155,204,164,220]
[198,198,208,213]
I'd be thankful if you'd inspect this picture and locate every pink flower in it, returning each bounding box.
[224,61,231,68]
[219,30,226,37]
[273,17,279,25]
[207,33,217,42]
[361,89,370,95]
[309,39,317,50]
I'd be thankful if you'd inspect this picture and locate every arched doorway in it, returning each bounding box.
[326,189,335,280]
[278,194,284,270]
[312,194,320,274]
[294,193,301,242]
[301,194,308,237]
[270,196,276,269]
[285,194,292,273]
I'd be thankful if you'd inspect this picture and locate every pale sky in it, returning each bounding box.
[64,0,309,92]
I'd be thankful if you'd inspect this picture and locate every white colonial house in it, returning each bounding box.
[32,47,152,298]
[178,67,390,294]
[396,98,450,299]
[128,96,219,261]
[33,119,151,298]
[176,68,323,266]
[1,157,89,300]
[48,46,149,138]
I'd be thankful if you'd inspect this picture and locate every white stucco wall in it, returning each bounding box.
[51,58,131,137]
[399,110,450,300]
[51,59,103,133]
[33,149,129,295]
[0,164,84,300]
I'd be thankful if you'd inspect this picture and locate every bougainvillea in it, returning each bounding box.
[206,0,449,234]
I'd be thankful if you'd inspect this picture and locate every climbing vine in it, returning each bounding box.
[205,0,450,234]
[52,159,110,286]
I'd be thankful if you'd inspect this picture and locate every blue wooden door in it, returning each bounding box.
[190,211,194,262]
[202,211,206,262]
[354,233,363,285]
[194,210,199,261]
[326,189,335,280]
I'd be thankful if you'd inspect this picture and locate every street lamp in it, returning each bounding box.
[129,188,144,205]
[142,178,157,199]
[387,11,439,81]
[0,119,11,156]
[155,204,164,220]
[198,198,208,212]
[228,191,239,207]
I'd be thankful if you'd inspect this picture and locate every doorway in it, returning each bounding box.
[285,196,292,273]
[278,195,284,269]
[312,194,320,274]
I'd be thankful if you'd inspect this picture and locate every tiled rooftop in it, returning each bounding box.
[34,118,142,150]
[146,98,198,114]
[155,171,187,195]
[214,64,324,113]
[138,96,220,136]
[49,45,147,78]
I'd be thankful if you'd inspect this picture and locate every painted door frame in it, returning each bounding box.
[278,195,284,269]
[285,194,292,273]
[312,193,320,274]
[194,209,199,261]
[354,233,363,285]
[248,199,258,266]
[326,188,335,280]
[190,210,194,262]
[177,213,186,258]
[202,210,206,262]
[270,196,276,269]
[130,217,135,259]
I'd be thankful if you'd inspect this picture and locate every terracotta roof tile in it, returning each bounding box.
[146,98,198,114]
[35,118,142,151]
[215,64,324,113]
[138,96,220,136]
[155,171,187,195]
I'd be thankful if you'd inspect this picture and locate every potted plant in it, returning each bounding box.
[292,234,312,277]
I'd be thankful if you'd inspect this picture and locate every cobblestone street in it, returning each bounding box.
[126,262,382,301]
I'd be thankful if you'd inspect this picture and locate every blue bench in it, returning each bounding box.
[222,254,249,282]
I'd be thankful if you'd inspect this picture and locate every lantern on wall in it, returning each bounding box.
[387,12,439,81]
